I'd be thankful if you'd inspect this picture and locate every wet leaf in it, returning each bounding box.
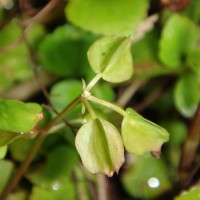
[87,36,133,83]
[121,108,169,156]
[159,14,200,68]
[174,73,200,118]
[121,154,171,199]
[66,0,149,36]
[75,118,124,176]
[30,178,77,200]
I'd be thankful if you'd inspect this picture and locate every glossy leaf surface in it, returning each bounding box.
[75,118,124,176]
[122,108,169,156]
[87,36,133,83]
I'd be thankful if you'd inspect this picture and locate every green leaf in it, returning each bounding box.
[0,100,42,133]
[175,187,200,200]
[0,160,14,195]
[50,79,82,112]
[0,146,7,159]
[75,118,124,176]
[66,0,149,36]
[30,178,77,200]
[87,36,133,83]
[26,145,78,189]
[121,154,171,199]
[121,108,169,156]
[159,14,200,68]
[0,131,20,147]
[187,49,200,75]
[37,25,95,77]
[174,73,200,118]
[9,137,36,161]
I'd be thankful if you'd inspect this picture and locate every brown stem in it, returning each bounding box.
[97,174,108,200]
[0,96,80,200]
[179,102,200,185]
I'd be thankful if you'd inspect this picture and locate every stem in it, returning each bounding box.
[85,73,102,92]
[97,174,108,200]
[0,96,81,200]
[87,95,127,118]
[179,102,200,185]
[82,98,97,120]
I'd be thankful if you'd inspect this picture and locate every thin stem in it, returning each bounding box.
[87,95,127,118]
[85,73,102,92]
[0,95,81,200]
[82,98,97,120]
[97,174,108,200]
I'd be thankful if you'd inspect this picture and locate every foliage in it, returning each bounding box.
[0,0,200,200]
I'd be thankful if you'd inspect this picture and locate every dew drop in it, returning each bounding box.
[3,0,13,10]
[147,177,160,188]
[51,181,61,191]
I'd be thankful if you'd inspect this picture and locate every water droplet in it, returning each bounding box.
[3,0,13,10]
[20,132,24,135]
[147,177,160,188]
[51,181,60,191]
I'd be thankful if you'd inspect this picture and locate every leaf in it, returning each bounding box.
[87,36,133,83]
[75,118,124,176]
[175,187,200,200]
[50,79,82,112]
[121,154,172,199]
[0,160,14,195]
[66,0,149,36]
[30,178,77,200]
[0,100,42,133]
[37,25,95,77]
[159,14,200,68]
[26,145,78,190]
[174,73,200,118]
[0,146,7,159]
[0,131,20,147]
[121,108,169,156]
[187,49,200,75]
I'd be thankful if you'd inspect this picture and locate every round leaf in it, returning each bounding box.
[122,154,171,199]
[0,100,42,133]
[75,118,124,176]
[37,25,95,77]
[159,14,200,68]
[174,73,200,118]
[87,36,133,83]
[122,108,169,156]
[66,0,149,36]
